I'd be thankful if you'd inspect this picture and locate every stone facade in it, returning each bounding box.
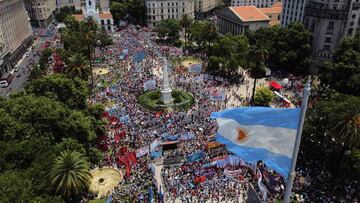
[145,0,195,28]
[0,0,33,77]
[24,0,56,27]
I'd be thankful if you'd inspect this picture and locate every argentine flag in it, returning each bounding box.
[211,107,301,178]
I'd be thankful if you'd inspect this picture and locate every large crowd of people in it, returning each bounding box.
[87,25,359,203]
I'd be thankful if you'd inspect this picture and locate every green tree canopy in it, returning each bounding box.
[321,32,360,96]
[208,34,249,77]
[26,74,89,109]
[51,150,92,200]
[253,87,274,106]
[66,52,91,81]
[247,23,311,75]
[189,21,218,50]
[154,19,181,45]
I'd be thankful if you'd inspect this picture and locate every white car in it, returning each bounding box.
[25,52,30,57]
[13,68,19,72]
[0,80,9,88]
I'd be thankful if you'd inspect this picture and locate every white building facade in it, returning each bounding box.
[231,0,280,8]
[280,0,307,27]
[145,0,195,28]
[24,0,57,27]
[73,0,114,31]
[0,0,33,76]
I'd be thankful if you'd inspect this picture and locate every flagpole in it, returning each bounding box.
[283,76,311,203]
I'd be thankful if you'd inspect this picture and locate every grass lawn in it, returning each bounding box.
[89,198,106,203]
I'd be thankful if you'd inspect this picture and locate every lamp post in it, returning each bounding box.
[246,85,249,100]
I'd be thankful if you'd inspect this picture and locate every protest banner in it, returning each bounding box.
[144,79,157,91]
[210,89,226,101]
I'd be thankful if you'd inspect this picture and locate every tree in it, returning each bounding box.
[207,34,249,79]
[55,6,76,23]
[180,14,192,50]
[110,2,127,24]
[189,21,218,50]
[321,32,360,96]
[97,30,113,47]
[81,18,98,87]
[253,87,274,106]
[25,74,89,109]
[249,42,268,103]
[66,52,91,81]
[154,19,181,45]
[109,0,146,25]
[51,150,92,201]
[247,24,310,75]
[328,96,360,173]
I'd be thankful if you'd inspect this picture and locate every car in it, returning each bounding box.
[25,53,30,57]
[13,68,19,72]
[0,80,9,88]
[16,73,21,78]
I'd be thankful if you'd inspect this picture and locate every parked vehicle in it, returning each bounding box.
[0,73,14,87]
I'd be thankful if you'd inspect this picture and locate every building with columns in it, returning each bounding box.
[231,0,281,8]
[72,0,114,31]
[145,0,195,28]
[24,0,57,27]
[217,6,271,35]
[0,0,33,77]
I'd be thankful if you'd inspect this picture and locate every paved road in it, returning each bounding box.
[0,39,44,97]
[0,23,57,97]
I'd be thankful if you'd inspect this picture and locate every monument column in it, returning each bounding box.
[161,64,172,104]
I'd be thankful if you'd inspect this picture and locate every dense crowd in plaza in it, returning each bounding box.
[87,25,359,203]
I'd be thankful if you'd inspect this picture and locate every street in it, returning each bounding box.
[0,24,56,97]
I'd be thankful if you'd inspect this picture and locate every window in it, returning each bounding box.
[168,9,170,13]
[153,16,155,20]
[153,9,155,14]
[153,3,155,7]
[161,3,163,7]
[352,14,357,18]
[323,44,330,50]
[183,8,185,12]
[88,0,91,6]
[324,37,331,43]
[348,28,354,35]
[161,15,164,19]
[161,9,163,13]
[350,21,355,26]
[176,2,178,6]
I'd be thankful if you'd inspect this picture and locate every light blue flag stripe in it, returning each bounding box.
[216,133,291,178]
[211,107,301,130]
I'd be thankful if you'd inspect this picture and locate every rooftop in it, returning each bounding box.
[99,12,113,19]
[258,3,282,14]
[73,14,85,21]
[230,6,270,22]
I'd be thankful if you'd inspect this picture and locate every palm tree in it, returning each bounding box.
[249,42,269,104]
[81,18,98,88]
[66,52,91,81]
[329,97,360,173]
[180,14,192,50]
[51,150,92,201]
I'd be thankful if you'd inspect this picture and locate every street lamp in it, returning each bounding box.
[246,85,249,99]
